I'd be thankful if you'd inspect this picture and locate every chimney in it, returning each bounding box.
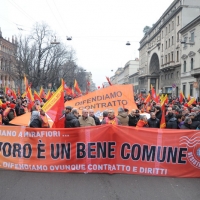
[0,27,2,37]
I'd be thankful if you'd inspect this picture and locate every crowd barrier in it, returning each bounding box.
[0,125,200,177]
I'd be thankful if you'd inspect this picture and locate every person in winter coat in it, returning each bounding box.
[89,109,101,125]
[65,108,80,128]
[180,117,192,129]
[148,112,160,128]
[176,114,184,129]
[166,107,178,129]
[29,111,42,128]
[136,115,149,128]
[128,109,139,127]
[116,107,129,126]
[155,106,162,120]
[188,112,200,129]
[102,109,121,125]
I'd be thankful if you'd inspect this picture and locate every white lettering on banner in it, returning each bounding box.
[17,131,61,137]
[0,130,17,137]
[1,162,168,175]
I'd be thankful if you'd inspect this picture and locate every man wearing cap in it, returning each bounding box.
[166,107,178,129]
[193,107,200,121]
[89,109,101,125]
[189,112,200,129]
[79,109,96,127]
[64,106,73,128]
[65,108,80,128]
[116,107,129,126]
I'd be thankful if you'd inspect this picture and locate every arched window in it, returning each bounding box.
[184,61,186,72]
[191,58,194,70]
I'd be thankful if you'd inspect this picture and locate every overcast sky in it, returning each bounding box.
[0,0,174,87]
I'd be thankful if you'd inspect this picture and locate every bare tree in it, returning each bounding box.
[10,22,87,92]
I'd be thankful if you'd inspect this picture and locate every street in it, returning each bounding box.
[0,169,199,200]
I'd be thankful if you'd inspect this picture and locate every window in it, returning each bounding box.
[165,55,167,63]
[171,52,174,61]
[162,31,163,38]
[177,32,179,41]
[168,74,170,79]
[162,58,163,65]
[177,16,180,25]
[168,53,170,62]
[183,85,186,96]
[191,32,194,42]
[171,73,173,78]
[190,84,193,96]
[184,61,186,72]
[184,37,187,48]
[169,24,170,32]
[161,75,163,80]
[166,41,167,49]
[165,74,167,80]
[172,36,174,45]
[177,51,179,62]
[191,58,194,70]
[177,71,179,78]
[172,21,174,30]
[169,39,170,47]
[162,44,163,52]
[166,27,167,35]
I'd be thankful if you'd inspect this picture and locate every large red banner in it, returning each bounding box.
[0,125,200,177]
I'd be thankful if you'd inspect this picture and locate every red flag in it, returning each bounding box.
[34,91,42,102]
[151,85,156,101]
[106,76,112,86]
[144,93,151,103]
[42,82,65,128]
[27,87,34,111]
[39,87,46,98]
[187,94,191,102]
[74,79,82,95]
[179,91,185,103]
[5,87,12,96]
[187,98,196,106]
[17,87,20,96]
[12,90,17,100]
[160,105,166,128]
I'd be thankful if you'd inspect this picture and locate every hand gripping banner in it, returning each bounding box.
[0,125,200,177]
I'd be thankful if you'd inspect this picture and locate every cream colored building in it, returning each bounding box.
[179,15,200,98]
[138,0,200,97]
[110,59,139,86]
[0,28,17,90]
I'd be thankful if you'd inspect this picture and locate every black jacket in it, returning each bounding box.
[65,113,80,128]
[190,120,200,129]
[8,109,15,121]
[30,119,42,128]
[128,115,139,126]
[148,118,160,128]
[194,113,200,121]
[156,111,162,120]
[166,116,178,129]
[180,123,190,129]
[92,115,101,125]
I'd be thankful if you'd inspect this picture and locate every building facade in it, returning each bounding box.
[0,28,17,90]
[138,0,200,96]
[179,15,200,98]
[110,59,139,87]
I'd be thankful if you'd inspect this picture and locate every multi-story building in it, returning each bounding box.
[129,72,139,94]
[179,15,200,98]
[111,59,139,85]
[0,28,17,90]
[138,0,200,97]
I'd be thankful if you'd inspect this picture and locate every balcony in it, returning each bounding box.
[191,68,200,78]
[181,71,191,78]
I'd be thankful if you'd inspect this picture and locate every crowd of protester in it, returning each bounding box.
[1,92,200,130]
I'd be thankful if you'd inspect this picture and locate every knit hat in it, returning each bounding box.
[118,107,124,112]
[2,103,7,109]
[10,103,16,109]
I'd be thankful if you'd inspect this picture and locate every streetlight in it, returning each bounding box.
[50,36,60,45]
[67,36,72,41]
[126,41,131,45]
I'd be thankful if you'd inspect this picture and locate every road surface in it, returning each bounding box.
[0,169,199,200]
